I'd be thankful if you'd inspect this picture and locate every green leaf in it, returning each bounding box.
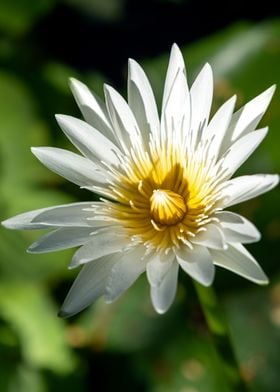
[0,226,75,283]
[6,365,46,392]
[76,277,169,352]
[224,282,280,392]
[0,71,75,283]
[0,0,54,36]
[0,282,76,374]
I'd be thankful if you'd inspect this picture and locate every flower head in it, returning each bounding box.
[2,44,279,317]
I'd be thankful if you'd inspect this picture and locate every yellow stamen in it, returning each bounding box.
[150,189,187,226]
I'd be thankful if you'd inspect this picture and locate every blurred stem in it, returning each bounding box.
[194,281,248,391]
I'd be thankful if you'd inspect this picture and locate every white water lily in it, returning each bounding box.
[2,44,279,317]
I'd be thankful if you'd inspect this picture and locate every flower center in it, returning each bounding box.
[150,189,187,226]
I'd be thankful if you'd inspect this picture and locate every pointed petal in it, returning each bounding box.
[216,211,261,243]
[162,43,186,111]
[104,247,146,302]
[229,85,275,142]
[190,63,213,143]
[128,59,160,142]
[2,208,56,230]
[1,202,95,230]
[222,174,279,207]
[69,78,115,142]
[31,147,105,186]
[215,211,244,224]
[162,70,190,136]
[150,261,179,314]
[175,245,215,286]
[191,224,227,250]
[31,202,96,227]
[211,243,268,284]
[104,84,141,152]
[220,127,268,177]
[69,231,127,269]
[203,95,236,161]
[146,252,175,287]
[59,254,116,318]
[28,227,94,253]
[55,115,121,166]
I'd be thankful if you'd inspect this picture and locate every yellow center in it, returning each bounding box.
[150,189,187,226]
[97,136,223,252]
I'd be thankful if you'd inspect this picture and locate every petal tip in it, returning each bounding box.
[170,43,184,65]
[258,276,269,286]
[1,216,25,230]
[194,270,215,287]
[68,263,79,270]
[267,84,277,96]
[128,57,135,66]
[26,243,41,254]
[171,42,180,53]
[31,146,42,156]
[54,113,63,121]
[1,218,12,229]
[204,62,213,72]
[103,83,111,93]
[26,246,34,254]
[55,113,71,125]
[199,279,213,287]
[153,305,168,315]
[57,309,70,318]
[69,77,79,87]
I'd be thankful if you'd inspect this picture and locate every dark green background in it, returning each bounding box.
[0,1,279,391]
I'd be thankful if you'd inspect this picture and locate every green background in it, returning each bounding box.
[0,1,279,391]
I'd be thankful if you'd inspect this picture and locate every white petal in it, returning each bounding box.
[69,78,115,142]
[69,231,128,269]
[104,246,146,303]
[146,252,175,287]
[128,59,160,143]
[220,127,268,177]
[55,115,121,166]
[162,70,190,136]
[191,224,227,250]
[1,202,95,230]
[216,211,261,243]
[104,84,141,152]
[222,174,279,207]
[31,147,105,186]
[228,85,275,142]
[2,208,56,230]
[31,202,97,227]
[150,261,179,314]
[59,254,117,318]
[190,63,213,144]
[162,43,186,111]
[28,227,94,253]
[211,243,268,284]
[215,211,244,224]
[203,95,236,161]
[222,228,260,244]
[175,245,215,286]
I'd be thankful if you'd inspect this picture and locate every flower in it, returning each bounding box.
[2,44,279,317]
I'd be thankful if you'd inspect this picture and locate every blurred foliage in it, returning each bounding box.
[63,0,125,21]
[0,0,54,36]
[0,0,279,390]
